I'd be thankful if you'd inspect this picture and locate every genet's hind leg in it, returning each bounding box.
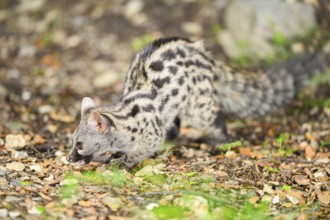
[204,110,229,146]
[183,100,230,148]
[166,117,181,140]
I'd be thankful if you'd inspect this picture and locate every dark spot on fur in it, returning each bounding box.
[153,77,170,89]
[149,61,164,72]
[155,117,162,127]
[185,60,194,67]
[177,48,186,58]
[168,65,178,75]
[141,66,148,80]
[176,61,183,66]
[132,128,138,133]
[178,76,185,85]
[143,104,155,112]
[172,89,178,96]
[159,95,170,112]
[161,49,176,60]
[131,105,140,117]
[192,77,197,85]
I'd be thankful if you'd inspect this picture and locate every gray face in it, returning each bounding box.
[67,115,131,164]
[66,97,129,164]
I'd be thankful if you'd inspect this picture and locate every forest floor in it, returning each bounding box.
[0,0,329,219]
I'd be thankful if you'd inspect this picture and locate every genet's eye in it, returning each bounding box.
[76,142,83,150]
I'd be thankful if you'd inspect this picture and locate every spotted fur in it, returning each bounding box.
[67,37,330,167]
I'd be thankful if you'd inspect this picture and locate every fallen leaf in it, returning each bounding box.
[102,197,123,211]
[316,190,330,205]
[294,175,310,185]
[239,147,252,157]
[263,184,275,194]
[33,135,47,145]
[78,200,92,207]
[216,171,228,177]
[248,196,259,204]
[305,145,316,160]
[41,54,61,69]
[282,202,293,208]
[285,190,304,205]
[39,192,52,201]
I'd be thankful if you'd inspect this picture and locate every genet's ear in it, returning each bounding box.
[81,97,96,117]
[87,111,107,134]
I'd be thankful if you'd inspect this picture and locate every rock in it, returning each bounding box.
[5,134,27,150]
[124,0,144,17]
[0,209,8,218]
[181,22,203,35]
[272,195,280,204]
[0,84,7,98]
[9,211,21,218]
[6,162,25,172]
[219,0,316,59]
[0,177,8,185]
[9,179,22,187]
[29,165,42,173]
[11,151,29,159]
[38,105,53,114]
[0,168,7,176]
[93,70,121,89]
[18,44,36,57]
[66,35,81,48]
[18,0,45,12]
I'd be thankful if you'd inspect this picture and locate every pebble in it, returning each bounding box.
[93,70,121,89]
[18,0,45,12]
[0,209,8,218]
[66,35,81,48]
[6,162,25,171]
[18,45,36,57]
[5,196,22,202]
[0,177,7,185]
[9,211,21,218]
[124,0,144,17]
[0,84,7,98]
[11,151,29,159]
[10,179,22,187]
[5,134,27,150]
[181,22,203,35]
[38,105,53,114]
[0,168,7,176]
[29,165,42,173]
[272,195,280,204]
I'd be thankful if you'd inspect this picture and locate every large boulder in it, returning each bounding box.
[219,0,317,59]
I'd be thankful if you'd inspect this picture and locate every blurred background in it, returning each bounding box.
[0,0,329,149]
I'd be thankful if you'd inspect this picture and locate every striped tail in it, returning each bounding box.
[217,51,330,118]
